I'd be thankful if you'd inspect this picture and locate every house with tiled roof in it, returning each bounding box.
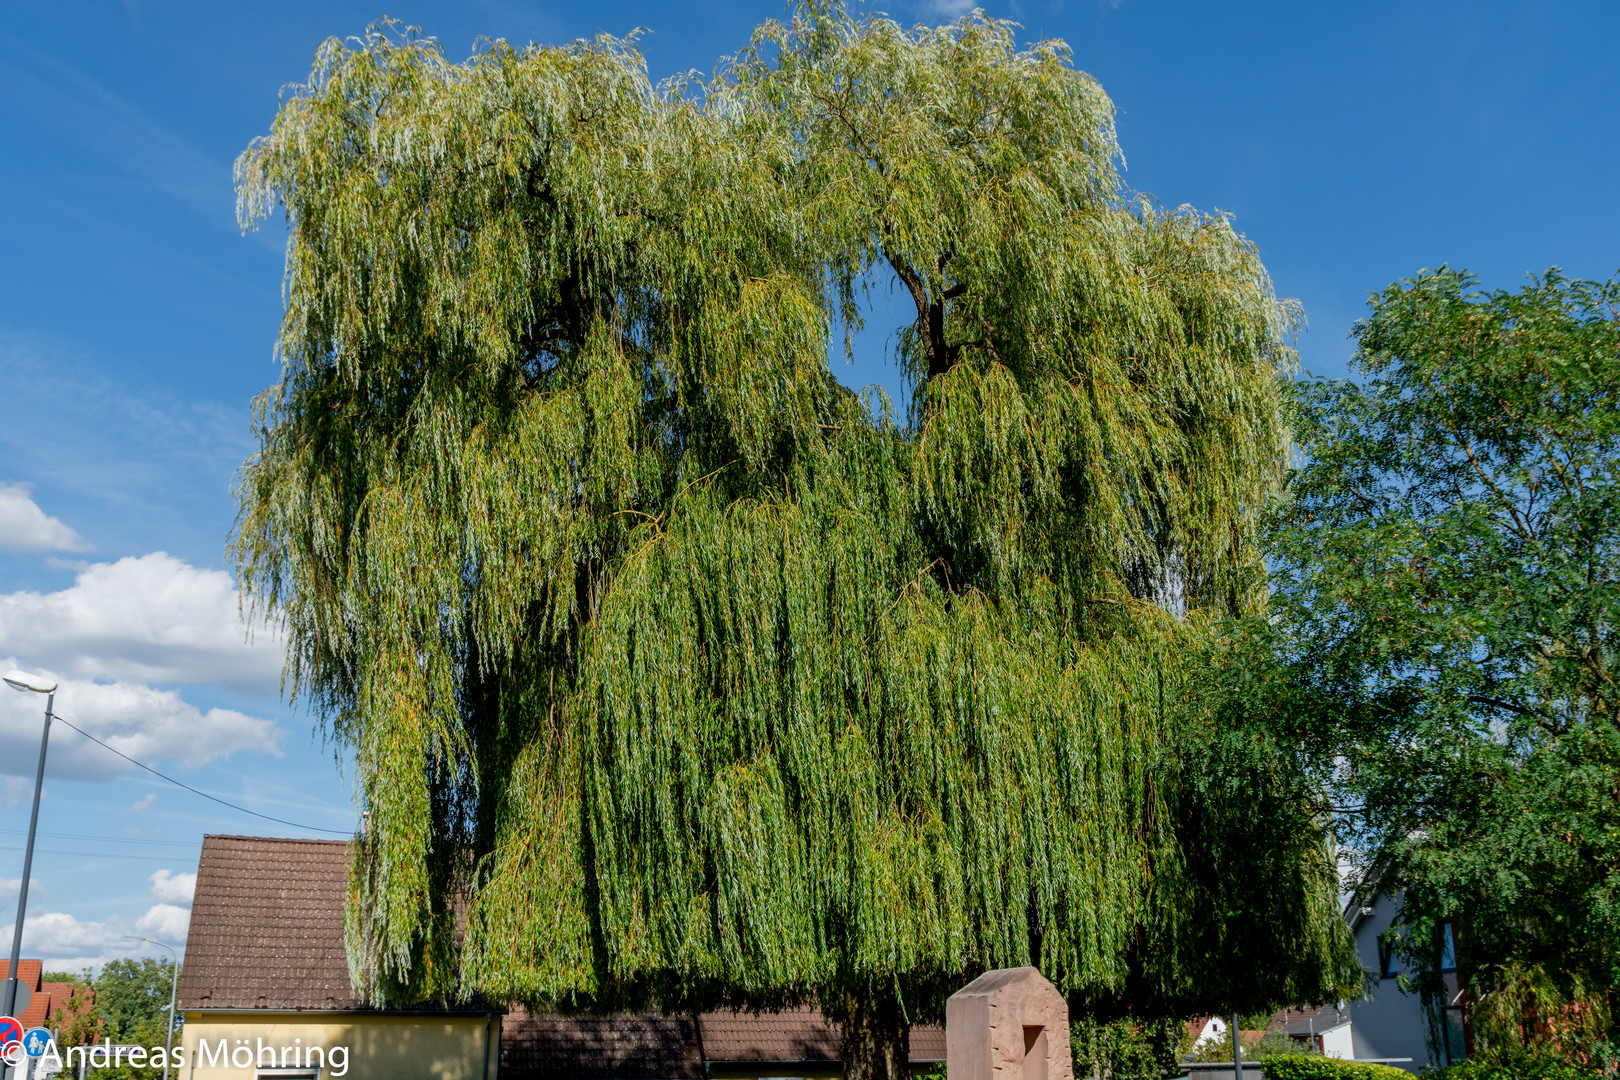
[1271,1002,1353,1059]
[0,959,96,1041]
[178,834,944,1079]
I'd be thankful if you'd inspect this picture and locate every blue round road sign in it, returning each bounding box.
[0,1016,20,1046]
[21,1027,49,1057]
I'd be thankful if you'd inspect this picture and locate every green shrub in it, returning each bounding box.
[1421,1049,1603,1080]
[1072,1017,1184,1080]
[1260,1055,1411,1080]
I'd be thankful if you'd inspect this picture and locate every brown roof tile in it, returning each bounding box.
[695,1006,943,1064]
[909,1021,947,1061]
[698,1006,838,1062]
[176,834,356,1011]
[502,1007,703,1079]
[498,1006,942,1077]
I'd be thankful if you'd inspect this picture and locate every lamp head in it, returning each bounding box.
[3,670,57,694]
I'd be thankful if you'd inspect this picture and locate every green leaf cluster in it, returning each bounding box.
[1260,1055,1410,1080]
[1071,1015,1183,1079]
[1264,267,1620,1059]
[85,958,179,1080]
[232,2,1359,1052]
[1421,1047,1603,1080]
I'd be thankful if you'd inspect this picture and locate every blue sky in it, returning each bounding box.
[1,0,1617,972]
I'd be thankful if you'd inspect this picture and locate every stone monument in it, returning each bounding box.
[946,966,1074,1080]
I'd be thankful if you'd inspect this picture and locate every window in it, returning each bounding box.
[1440,1004,1467,1065]
[256,1071,320,1080]
[1439,922,1457,973]
[1378,939,1400,980]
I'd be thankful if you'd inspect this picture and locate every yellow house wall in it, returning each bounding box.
[177,1011,499,1080]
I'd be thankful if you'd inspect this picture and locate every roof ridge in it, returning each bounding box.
[202,833,350,846]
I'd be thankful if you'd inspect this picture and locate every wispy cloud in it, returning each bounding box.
[0,483,92,556]
[0,33,234,227]
[0,877,42,899]
[0,331,258,562]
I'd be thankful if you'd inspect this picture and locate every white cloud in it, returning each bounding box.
[0,664,281,781]
[5,909,133,968]
[148,869,195,906]
[2,777,29,807]
[0,483,92,555]
[0,871,197,970]
[0,552,285,695]
[129,792,156,812]
[0,877,42,898]
[2,906,189,970]
[134,903,190,943]
[921,0,976,16]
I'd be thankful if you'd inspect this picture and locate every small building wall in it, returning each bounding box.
[178,1010,498,1080]
[1348,897,1432,1071]
[1318,1022,1353,1061]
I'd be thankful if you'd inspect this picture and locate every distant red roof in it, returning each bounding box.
[1,959,96,1031]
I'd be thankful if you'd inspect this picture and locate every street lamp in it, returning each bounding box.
[125,937,179,1080]
[3,672,55,1021]
[3,670,54,1080]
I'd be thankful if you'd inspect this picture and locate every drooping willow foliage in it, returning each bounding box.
[234,6,1359,1071]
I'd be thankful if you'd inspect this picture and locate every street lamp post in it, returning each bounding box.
[3,670,57,1080]
[125,937,179,1080]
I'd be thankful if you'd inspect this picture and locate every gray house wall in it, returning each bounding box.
[1344,896,1435,1072]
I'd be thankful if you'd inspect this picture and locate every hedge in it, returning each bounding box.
[1422,1054,1599,1080]
[1260,1056,1412,1080]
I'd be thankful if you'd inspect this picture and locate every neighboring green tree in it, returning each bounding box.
[42,970,90,984]
[1071,1016,1185,1079]
[233,6,1359,1075]
[1423,1045,1598,1080]
[1263,268,1620,1063]
[89,958,179,1079]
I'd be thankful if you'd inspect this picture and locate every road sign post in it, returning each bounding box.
[0,1016,20,1079]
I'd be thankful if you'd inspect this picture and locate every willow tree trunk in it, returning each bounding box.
[839,988,911,1080]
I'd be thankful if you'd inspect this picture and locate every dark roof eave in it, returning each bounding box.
[182,1006,505,1018]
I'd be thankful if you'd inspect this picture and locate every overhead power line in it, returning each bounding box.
[0,828,197,848]
[49,711,354,837]
[0,844,180,863]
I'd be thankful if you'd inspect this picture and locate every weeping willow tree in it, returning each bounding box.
[234,7,1361,1077]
